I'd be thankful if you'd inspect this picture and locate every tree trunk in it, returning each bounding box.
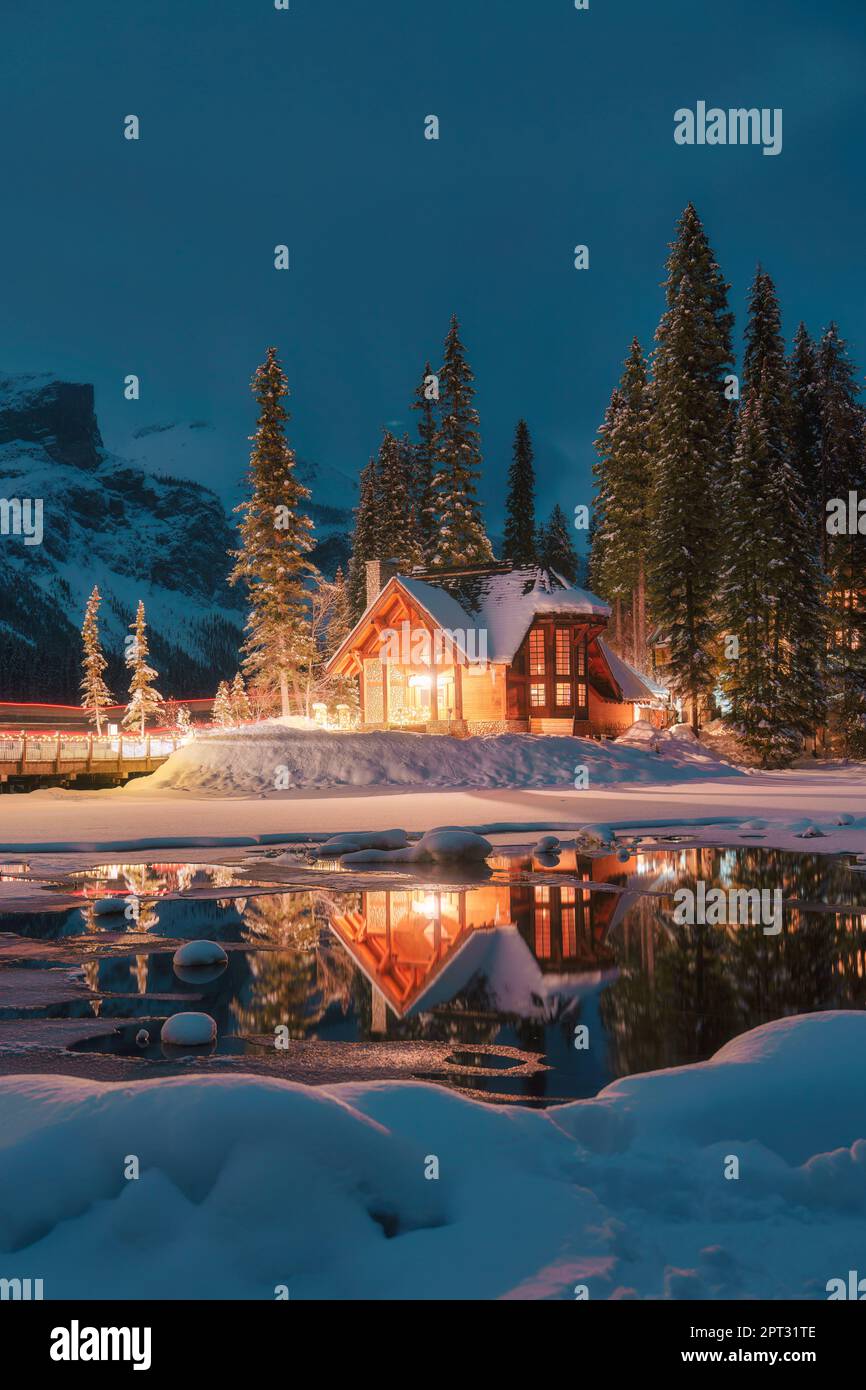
[636,561,646,671]
[279,670,290,718]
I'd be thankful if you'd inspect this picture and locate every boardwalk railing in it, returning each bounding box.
[0,732,186,781]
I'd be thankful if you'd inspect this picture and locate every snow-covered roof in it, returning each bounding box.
[401,566,610,665]
[327,565,611,673]
[597,637,668,705]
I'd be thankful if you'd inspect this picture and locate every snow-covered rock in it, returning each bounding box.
[340,828,492,865]
[161,1012,217,1047]
[91,897,129,916]
[172,940,228,969]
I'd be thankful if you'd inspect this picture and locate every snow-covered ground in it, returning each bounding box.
[0,1012,862,1300]
[3,762,866,857]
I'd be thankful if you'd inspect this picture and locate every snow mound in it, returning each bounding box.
[315,830,409,856]
[0,1013,863,1300]
[127,722,742,797]
[341,828,492,865]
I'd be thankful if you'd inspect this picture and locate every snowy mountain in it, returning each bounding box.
[0,374,245,702]
[117,420,356,576]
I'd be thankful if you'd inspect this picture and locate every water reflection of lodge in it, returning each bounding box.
[329,851,619,1019]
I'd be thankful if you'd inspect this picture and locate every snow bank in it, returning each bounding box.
[127,722,742,797]
[1,1012,863,1300]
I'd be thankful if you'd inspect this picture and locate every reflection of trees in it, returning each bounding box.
[601,849,866,1078]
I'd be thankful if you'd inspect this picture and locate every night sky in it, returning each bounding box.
[2,0,865,529]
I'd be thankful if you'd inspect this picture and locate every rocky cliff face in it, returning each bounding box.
[0,375,245,702]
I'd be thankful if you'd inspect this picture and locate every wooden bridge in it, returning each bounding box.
[0,732,185,787]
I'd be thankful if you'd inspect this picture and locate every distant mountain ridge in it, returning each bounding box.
[0,375,354,703]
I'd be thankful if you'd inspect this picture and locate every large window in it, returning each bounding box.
[575,640,586,677]
[555,629,571,675]
[534,885,551,957]
[529,629,545,676]
[575,681,588,713]
[530,683,546,708]
[555,682,571,707]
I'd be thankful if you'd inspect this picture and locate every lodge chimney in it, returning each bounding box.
[366,558,399,609]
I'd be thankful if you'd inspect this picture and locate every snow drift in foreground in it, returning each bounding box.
[1,1012,863,1301]
[128,722,742,796]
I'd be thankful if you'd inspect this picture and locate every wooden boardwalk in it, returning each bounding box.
[0,732,184,786]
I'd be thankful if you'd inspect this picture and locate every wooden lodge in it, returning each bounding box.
[326,560,669,736]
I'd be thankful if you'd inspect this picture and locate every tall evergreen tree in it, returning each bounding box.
[719,270,825,763]
[649,204,734,728]
[538,504,580,583]
[430,315,494,567]
[503,419,537,566]
[411,362,439,562]
[229,347,316,715]
[817,324,866,753]
[123,601,163,736]
[589,388,622,601]
[375,428,424,571]
[789,323,822,523]
[592,340,654,667]
[80,585,112,735]
[347,456,379,621]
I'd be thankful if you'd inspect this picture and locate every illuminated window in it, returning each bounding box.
[530,683,546,708]
[534,888,551,957]
[555,682,571,707]
[561,886,576,903]
[575,682,588,712]
[562,908,576,956]
[529,629,545,676]
[575,641,586,677]
[555,629,571,675]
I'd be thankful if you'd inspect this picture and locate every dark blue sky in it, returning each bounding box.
[2,0,865,528]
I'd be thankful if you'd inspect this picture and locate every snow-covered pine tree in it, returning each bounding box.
[592,340,654,667]
[538,504,580,584]
[817,324,866,753]
[325,564,359,714]
[789,322,822,505]
[80,585,112,735]
[123,601,163,737]
[649,204,735,729]
[503,420,537,566]
[347,456,378,621]
[213,680,234,727]
[230,671,252,723]
[375,429,424,572]
[229,347,316,716]
[430,315,494,567]
[719,271,825,764]
[589,387,622,602]
[411,362,439,562]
